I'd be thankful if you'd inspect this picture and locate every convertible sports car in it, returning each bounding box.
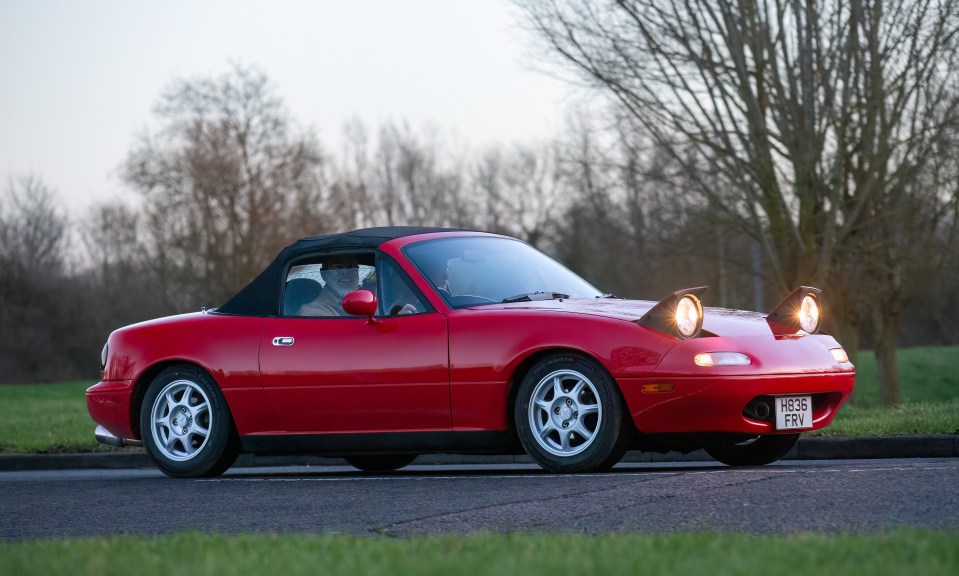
[87,227,855,477]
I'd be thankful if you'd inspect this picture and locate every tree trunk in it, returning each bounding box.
[873,307,902,407]
[832,313,860,405]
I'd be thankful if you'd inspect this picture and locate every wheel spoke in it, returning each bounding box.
[534,399,551,412]
[164,391,176,412]
[560,429,572,451]
[192,422,209,437]
[579,403,599,416]
[552,376,564,398]
[164,435,178,453]
[539,423,556,440]
[571,379,585,396]
[191,402,209,417]
[573,421,593,441]
[182,436,196,455]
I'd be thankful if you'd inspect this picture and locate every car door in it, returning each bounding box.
[258,251,451,434]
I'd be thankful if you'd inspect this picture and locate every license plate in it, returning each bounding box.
[775,395,813,430]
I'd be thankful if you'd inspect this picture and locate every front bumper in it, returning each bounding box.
[86,380,136,440]
[618,371,855,434]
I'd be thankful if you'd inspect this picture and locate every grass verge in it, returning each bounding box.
[1,531,957,576]
[851,346,959,407]
[815,400,959,436]
[0,381,99,453]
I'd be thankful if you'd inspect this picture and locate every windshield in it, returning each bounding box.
[404,236,602,308]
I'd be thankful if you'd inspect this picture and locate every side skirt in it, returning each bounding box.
[241,430,514,456]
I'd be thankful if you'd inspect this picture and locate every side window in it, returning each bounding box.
[377,257,431,317]
[283,253,375,317]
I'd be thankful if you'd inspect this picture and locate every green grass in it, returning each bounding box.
[813,400,959,436]
[0,531,956,576]
[0,381,99,453]
[0,346,956,454]
[852,346,959,407]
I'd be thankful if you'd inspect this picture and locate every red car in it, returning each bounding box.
[87,227,855,477]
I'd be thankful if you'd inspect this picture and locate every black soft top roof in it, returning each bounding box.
[217,226,467,316]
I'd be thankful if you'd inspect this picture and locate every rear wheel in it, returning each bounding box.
[705,433,799,466]
[514,355,630,473]
[140,365,240,478]
[344,454,417,472]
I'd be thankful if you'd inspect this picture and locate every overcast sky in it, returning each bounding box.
[0,0,575,213]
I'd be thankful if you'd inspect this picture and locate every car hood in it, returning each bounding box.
[472,298,776,337]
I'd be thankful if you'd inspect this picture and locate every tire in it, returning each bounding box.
[140,365,240,478]
[344,454,417,473]
[705,433,800,466]
[514,354,630,473]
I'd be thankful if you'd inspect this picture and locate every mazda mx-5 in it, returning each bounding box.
[87,227,855,477]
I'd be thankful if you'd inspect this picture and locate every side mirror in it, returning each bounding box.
[342,289,377,318]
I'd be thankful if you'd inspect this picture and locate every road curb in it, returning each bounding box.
[2,434,956,471]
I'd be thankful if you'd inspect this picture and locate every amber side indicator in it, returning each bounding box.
[641,383,676,394]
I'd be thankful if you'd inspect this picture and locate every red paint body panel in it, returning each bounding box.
[92,312,278,438]
[444,308,674,431]
[87,230,856,453]
[258,314,450,433]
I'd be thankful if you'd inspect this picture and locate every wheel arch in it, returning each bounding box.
[505,347,634,442]
[129,359,230,441]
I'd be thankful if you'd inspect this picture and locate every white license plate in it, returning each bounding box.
[775,395,813,430]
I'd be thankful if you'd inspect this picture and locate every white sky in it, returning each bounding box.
[0,0,574,213]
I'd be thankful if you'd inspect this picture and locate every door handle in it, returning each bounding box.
[272,337,295,347]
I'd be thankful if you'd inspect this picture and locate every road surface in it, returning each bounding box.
[2,458,957,540]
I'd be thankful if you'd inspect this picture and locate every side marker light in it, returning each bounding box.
[641,383,676,394]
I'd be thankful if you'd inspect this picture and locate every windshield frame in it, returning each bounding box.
[401,236,603,310]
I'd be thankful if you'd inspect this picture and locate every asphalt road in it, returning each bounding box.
[2,458,957,540]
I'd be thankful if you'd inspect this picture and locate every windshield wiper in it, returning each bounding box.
[597,293,616,298]
[502,291,570,303]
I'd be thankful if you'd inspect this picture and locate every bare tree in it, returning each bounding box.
[124,64,330,310]
[0,175,66,279]
[0,176,81,383]
[331,120,474,229]
[374,121,470,227]
[472,141,566,246]
[80,200,169,336]
[517,0,959,405]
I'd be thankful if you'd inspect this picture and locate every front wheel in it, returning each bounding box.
[344,454,417,473]
[705,433,799,466]
[514,355,630,473]
[140,365,240,478]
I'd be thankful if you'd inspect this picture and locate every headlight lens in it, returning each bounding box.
[675,294,702,338]
[695,352,751,367]
[830,348,849,363]
[798,294,821,333]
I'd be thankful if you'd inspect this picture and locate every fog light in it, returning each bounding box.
[830,348,849,363]
[695,352,751,367]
